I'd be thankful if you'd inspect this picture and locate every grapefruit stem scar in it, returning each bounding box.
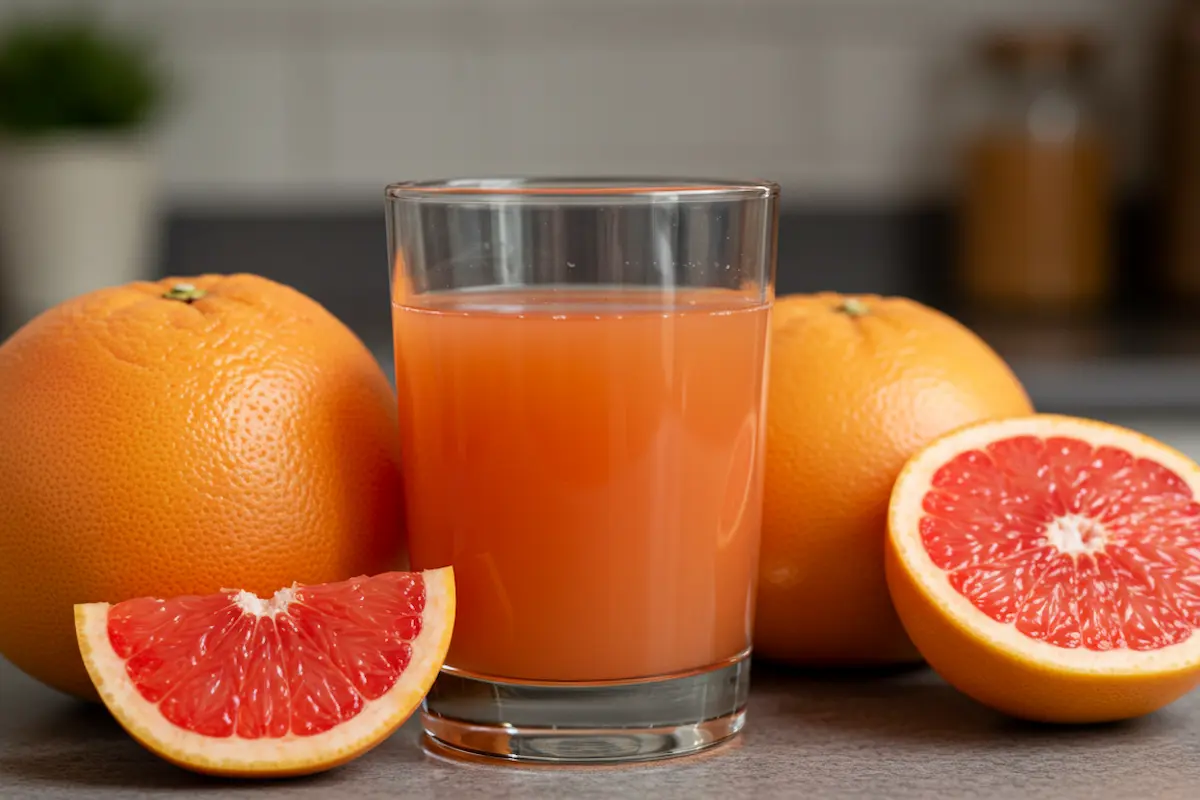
[162,284,208,303]
[836,298,869,317]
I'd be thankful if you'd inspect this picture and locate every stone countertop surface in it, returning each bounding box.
[2,657,1198,799]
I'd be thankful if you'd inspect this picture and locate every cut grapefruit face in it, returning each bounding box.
[887,415,1200,722]
[75,569,454,777]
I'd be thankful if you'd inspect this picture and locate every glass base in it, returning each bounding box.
[421,650,751,765]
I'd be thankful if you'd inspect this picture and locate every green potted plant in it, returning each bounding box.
[0,16,165,326]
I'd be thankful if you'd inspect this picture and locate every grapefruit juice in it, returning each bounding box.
[393,287,770,682]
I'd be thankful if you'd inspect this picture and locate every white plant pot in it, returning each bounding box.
[0,136,158,327]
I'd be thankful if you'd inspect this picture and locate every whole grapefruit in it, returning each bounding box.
[0,275,405,698]
[754,293,1033,665]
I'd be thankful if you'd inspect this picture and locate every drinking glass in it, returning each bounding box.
[386,178,779,764]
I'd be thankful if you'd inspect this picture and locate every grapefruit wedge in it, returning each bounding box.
[887,415,1200,723]
[75,568,454,777]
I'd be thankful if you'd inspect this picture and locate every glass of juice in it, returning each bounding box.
[386,178,778,764]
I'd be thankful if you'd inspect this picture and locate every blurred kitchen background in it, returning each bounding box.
[2,0,1200,451]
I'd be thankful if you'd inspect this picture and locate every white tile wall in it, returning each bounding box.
[1,0,1172,207]
[158,44,296,193]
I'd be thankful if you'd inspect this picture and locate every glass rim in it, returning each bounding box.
[385,176,780,205]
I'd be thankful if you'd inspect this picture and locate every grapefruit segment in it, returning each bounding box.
[887,415,1200,722]
[75,568,454,777]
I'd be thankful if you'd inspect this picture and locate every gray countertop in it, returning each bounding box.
[3,656,1198,799]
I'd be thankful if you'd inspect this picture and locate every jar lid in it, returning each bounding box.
[980,28,1101,71]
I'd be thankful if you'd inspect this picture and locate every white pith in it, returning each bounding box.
[890,415,1200,675]
[232,586,297,616]
[1044,514,1107,557]
[75,568,455,776]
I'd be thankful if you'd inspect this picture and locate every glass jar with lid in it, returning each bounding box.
[959,30,1113,313]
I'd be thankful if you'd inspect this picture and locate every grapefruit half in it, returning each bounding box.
[887,415,1200,722]
[75,568,454,776]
